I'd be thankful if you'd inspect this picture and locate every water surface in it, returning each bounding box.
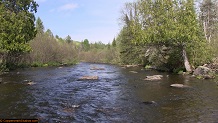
[0,62,218,123]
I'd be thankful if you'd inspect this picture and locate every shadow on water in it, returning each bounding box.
[0,62,218,122]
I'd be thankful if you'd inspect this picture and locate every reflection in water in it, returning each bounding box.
[0,62,218,122]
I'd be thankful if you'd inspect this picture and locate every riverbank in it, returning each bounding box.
[0,60,78,75]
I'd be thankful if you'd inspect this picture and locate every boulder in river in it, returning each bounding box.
[78,76,99,80]
[193,66,215,79]
[170,84,190,88]
[27,81,36,85]
[144,75,163,81]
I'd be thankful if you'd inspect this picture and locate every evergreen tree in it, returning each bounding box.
[117,2,145,65]
[0,0,38,53]
[65,35,72,43]
[45,29,53,38]
[36,17,44,34]
[112,38,116,47]
[0,0,38,69]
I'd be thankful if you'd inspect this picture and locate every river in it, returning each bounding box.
[0,62,218,123]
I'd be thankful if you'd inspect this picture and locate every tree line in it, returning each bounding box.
[0,0,117,71]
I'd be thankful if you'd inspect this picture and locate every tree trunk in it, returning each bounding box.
[182,47,192,72]
[203,22,208,41]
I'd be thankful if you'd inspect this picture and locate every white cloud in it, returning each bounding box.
[58,3,78,12]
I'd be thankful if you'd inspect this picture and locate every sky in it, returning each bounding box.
[35,0,135,44]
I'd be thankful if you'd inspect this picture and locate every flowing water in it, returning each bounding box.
[0,62,218,123]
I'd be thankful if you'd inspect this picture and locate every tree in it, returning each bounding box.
[200,0,218,43]
[45,29,53,38]
[82,39,90,51]
[112,37,116,47]
[107,43,111,49]
[0,0,38,52]
[55,35,59,39]
[65,35,72,43]
[119,0,211,71]
[36,17,44,34]
[0,0,38,69]
[118,2,144,65]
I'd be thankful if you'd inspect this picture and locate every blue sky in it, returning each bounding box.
[35,0,134,43]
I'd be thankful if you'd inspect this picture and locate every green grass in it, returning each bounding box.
[145,65,152,69]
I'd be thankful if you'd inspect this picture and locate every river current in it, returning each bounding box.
[0,62,218,123]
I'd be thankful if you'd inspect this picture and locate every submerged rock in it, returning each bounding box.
[144,75,163,81]
[142,101,157,105]
[78,76,99,80]
[193,66,215,79]
[129,71,138,73]
[170,84,190,88]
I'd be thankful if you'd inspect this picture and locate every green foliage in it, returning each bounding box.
[78,41,119,64]
[36,17,44,34]
[117,0,212,70]
[45,29,54,38]
[177,70,184,75]
[0,0,38,70]
[65,35,72,43]
[0,7,36,52]
[31,62,44,67]
[82,39,90,51]
[112,38,116,47]
[25,28,78,67]
[0,62,8,72]
[117,26,144,65]
[145,65,152,69]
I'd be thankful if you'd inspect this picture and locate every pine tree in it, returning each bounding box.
[36,17,44,34]
[0,0,38,69]
[112,38,116,47]
[65,35,72,43]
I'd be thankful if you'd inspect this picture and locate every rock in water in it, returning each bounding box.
[144,75,163,81]
[90,67,105,70]
[142,101,156,105]
[129,71,138,73]
[193,66,215,79]
[27,81,36,85]
[78,76,99,80]
[170,84,189,88]
[72,105,80,108]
